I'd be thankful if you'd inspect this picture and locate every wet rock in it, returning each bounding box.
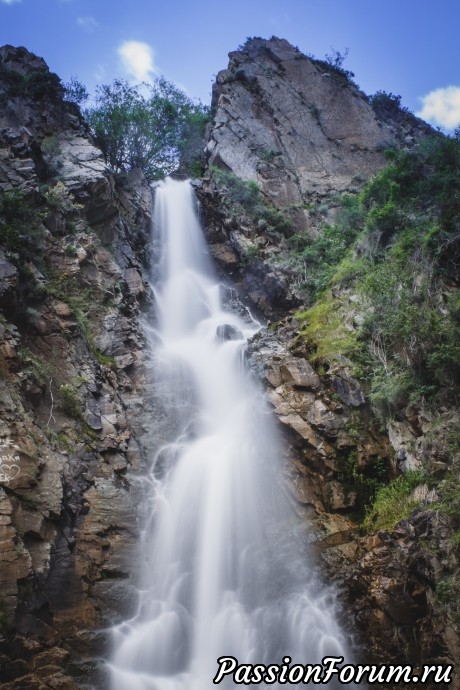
[216,323,243,341]
[124,267,144,296]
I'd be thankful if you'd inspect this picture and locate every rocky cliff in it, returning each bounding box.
[0,45,158,688]
[199,37,459,688]
[206,37,429,204]
[200,37,433,316]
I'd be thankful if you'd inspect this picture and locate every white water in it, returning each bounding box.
[109,179,351,689]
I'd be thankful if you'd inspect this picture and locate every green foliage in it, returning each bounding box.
[45,429,74,453]
[369,91,408,115]
[338,449,389,519]
[288,195,364,297]
[312,47,355,84]
[260,148,280,163]
[295,135,460,417]
[19,347,51,387]
[85,78,210,180]
[210,167,291,235]
[363,470,425,532]
[435,575,460,627]
[295,292,361,362]
[63,76,89,105]
[59,384,83,419]
[0,189,45,253]
[437,432,460,536]
[46,273,116,367]
[43,181,83,213]
[0,63,63,102]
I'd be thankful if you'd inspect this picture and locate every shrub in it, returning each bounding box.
[0,189,45,253]
[43,181,83,213]
[211,167,291,234]
[369,91,408,115]
[363,470,425,532]
[311,47,356,84]
[59,384,83,419]
[85,78,210,180]
[63,76,89,105]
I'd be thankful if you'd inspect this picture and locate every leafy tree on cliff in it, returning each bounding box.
[85,78,209,180]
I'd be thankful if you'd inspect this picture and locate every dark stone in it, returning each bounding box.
[216,323,243,341]
[332,375,366,407]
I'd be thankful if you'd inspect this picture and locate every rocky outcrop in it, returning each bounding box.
[199,37,432,317]
[247,317,388,520]
[0,46,154,688]
[246,319,459,686]
[206,37,431,208]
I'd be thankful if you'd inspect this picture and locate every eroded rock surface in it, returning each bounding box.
[0,46,155,688]
[247,319,459,688]
[206,37,431,207]
[199,37,432,318]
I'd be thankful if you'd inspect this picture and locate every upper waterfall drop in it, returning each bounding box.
[108,178,353,689]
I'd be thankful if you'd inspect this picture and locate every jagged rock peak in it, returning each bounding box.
[206,36,431,206]
[0,43,84,138]
[0,44,50,75]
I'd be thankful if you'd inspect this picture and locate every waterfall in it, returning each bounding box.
[108,178,352,689]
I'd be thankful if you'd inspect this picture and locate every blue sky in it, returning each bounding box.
[1,0,460,129]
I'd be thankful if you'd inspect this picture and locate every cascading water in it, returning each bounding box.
[109,178,353,689]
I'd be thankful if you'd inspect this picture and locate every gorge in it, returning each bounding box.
[0,37,459,690]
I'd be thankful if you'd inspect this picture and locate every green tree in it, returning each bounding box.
[85,77,209,180]
[63,76,89,105]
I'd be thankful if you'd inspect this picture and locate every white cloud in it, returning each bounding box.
[77,16,98,32]
[417,86,460,130]
[1,0,22,5]
[117,40,157,83]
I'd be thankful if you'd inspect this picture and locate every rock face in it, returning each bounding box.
[199,37,458,688]
[0,46,155,688]
[199,37,433,318]
[206,37,430,207]
[247,319,389,520]
[247,320,460,686]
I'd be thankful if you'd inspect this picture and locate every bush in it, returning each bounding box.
[363,470,425,532]
[294,135,460,415]
[0,189,45,253]
[63,76,89,105]
[369,91,408,115]
[43,181,82,213]
[211,167,291,235]
[59,384,83,419]
[312,47,356,84]
[85,78,210,180]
